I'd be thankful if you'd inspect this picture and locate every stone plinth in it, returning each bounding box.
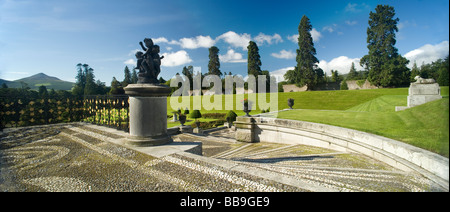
[396,82,442,111]
[124,83,172,146]
[234,116,257,143]
[407,83,442,107]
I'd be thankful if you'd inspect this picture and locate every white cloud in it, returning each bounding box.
[271,50,296,59]
[345,20,358,26]
[323,24,338,33]
[217,31,251,50]
[178,35,216,49]
[404,41,449,68]
[318,56,364,75]
[124,59,136,66]
[269,67,295,82]
[287,28,321,43]
[128,49,141,56]
[345,3,359,13]
[287,34,298,43]
[254,33,283,45]
[310,28,322,42]
[161,50,193,67]
[153,37,169,44]
[219,49,246,63]
[152,36,214,49]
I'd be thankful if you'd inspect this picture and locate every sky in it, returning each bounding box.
[0,0,448,84]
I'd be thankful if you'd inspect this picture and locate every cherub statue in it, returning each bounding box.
[136,38,164,83]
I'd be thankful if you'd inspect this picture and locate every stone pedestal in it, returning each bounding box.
[234,116,257,143]
[396,82,442,111]
[124,83,172,146]
[407,83,441,107]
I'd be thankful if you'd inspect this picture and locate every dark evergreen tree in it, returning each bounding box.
[73,63,86,97]
[437,55,449,86]
[360,4,410,87]
[285,15,320,90]
[347,62,358,80]
[84,67,97,95]
[247,41,262,78]
[38,85,48,98]
[123,66,132,87]
[131,69,138,84]
[208,46,222,77]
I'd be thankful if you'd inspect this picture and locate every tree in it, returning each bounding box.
[73,63,86,97]
[410,61,420,82]
[331,70,340,82]
[109,77,124,95]
[38,85,48,98]
[247,41,262,78]
[285,15,320,90]
[131,69,138,84]
[340,80,349,90]
[123,66,132,87]
[208,46,222,77]
[84,67,97,95]
[360,5,410,87]
[182,65,194,91]
[347,62,358,80]
[437,55,449,86]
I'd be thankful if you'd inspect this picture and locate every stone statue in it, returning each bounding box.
[134,38,164,84]
[414,76,436,84]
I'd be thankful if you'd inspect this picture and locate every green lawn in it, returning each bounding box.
[275,87,449,157]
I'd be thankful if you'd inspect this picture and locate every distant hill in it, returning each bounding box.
[1,73,74,91]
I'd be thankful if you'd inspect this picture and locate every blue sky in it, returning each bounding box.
[0,0,448,84]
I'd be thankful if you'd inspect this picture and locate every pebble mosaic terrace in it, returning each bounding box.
[0,123,440,192]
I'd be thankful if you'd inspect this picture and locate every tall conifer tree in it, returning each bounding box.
[285,15,320,90]
[247,41,262,78]
[208,46,222,77]
[360,5,409,87]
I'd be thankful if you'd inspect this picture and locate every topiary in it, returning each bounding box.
[226,110,237,123]
[190,109,202,120]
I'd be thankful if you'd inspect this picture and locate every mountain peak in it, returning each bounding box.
[20,73,61,81]
[2,72,75,90]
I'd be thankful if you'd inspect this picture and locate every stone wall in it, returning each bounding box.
[346,80,378,90]
[282,84,308,92]
[234,115,449,190]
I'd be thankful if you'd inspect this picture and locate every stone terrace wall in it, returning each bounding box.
[235,115,449,190]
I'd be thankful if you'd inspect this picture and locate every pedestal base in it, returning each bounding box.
[235,116,256,143]
[125,134,172,147]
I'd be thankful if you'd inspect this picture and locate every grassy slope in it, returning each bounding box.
[276,87,449,157]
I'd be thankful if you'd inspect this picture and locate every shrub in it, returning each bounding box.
[190,109,202,120]
[226,110,237,123]
[202,113,226,119]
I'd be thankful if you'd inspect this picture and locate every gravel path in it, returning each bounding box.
[0,123,440,192]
